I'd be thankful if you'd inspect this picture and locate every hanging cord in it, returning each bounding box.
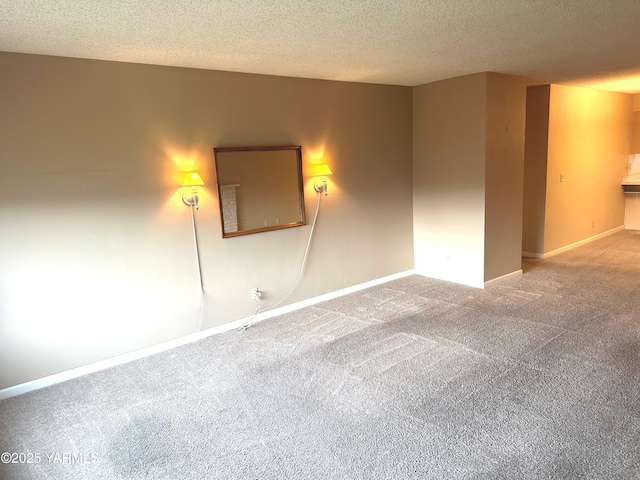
[194,288,204,333]
[190,204,205,332]
[190,204,204,293]
[240,189,323,331]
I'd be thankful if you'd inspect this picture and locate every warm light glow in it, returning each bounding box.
[580,76,640,94]
[305,145,326,163]
[313,164,333,177]
[182,172,205,186]
[571,69,640,94]
[159,142,205,187]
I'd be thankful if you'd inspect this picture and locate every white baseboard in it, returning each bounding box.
[484,269,523,287]
[522,251,543,259]
[247,269,416,323]
[0,269,415,400]
[413,270,484,289]
[539,226,624,259]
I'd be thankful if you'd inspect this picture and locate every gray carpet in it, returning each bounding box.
[2,230,640,479]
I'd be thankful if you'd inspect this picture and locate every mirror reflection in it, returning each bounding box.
[213,146,306,238]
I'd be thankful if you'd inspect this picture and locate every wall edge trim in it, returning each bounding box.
[0,269,415,400]
[542,226,624,259]
[484,269,523,287]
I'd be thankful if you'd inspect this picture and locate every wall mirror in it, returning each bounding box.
[213,145,306,238]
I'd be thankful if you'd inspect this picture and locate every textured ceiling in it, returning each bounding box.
[1,0,640,92]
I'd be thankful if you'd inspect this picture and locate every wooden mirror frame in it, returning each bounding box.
[213,145,306,238]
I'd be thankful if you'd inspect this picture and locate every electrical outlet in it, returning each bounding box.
[251,288,261,301]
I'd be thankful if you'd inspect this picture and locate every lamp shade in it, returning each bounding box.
[313,164,333,176]
[182,172,205,186]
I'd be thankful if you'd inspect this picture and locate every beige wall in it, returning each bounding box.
[633,94,640,112]
[632,112,640,153]
[522,85,551,254]
[413,72,528,286]
[523,84,632,255]
[3,51,629,390]
[484,73,528,282]
[0,52,414,389]
[544,85,631,252]
[413,73,487,287]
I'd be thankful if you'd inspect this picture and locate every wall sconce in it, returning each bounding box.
[182,172,205,211]
[313,164,333,196]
